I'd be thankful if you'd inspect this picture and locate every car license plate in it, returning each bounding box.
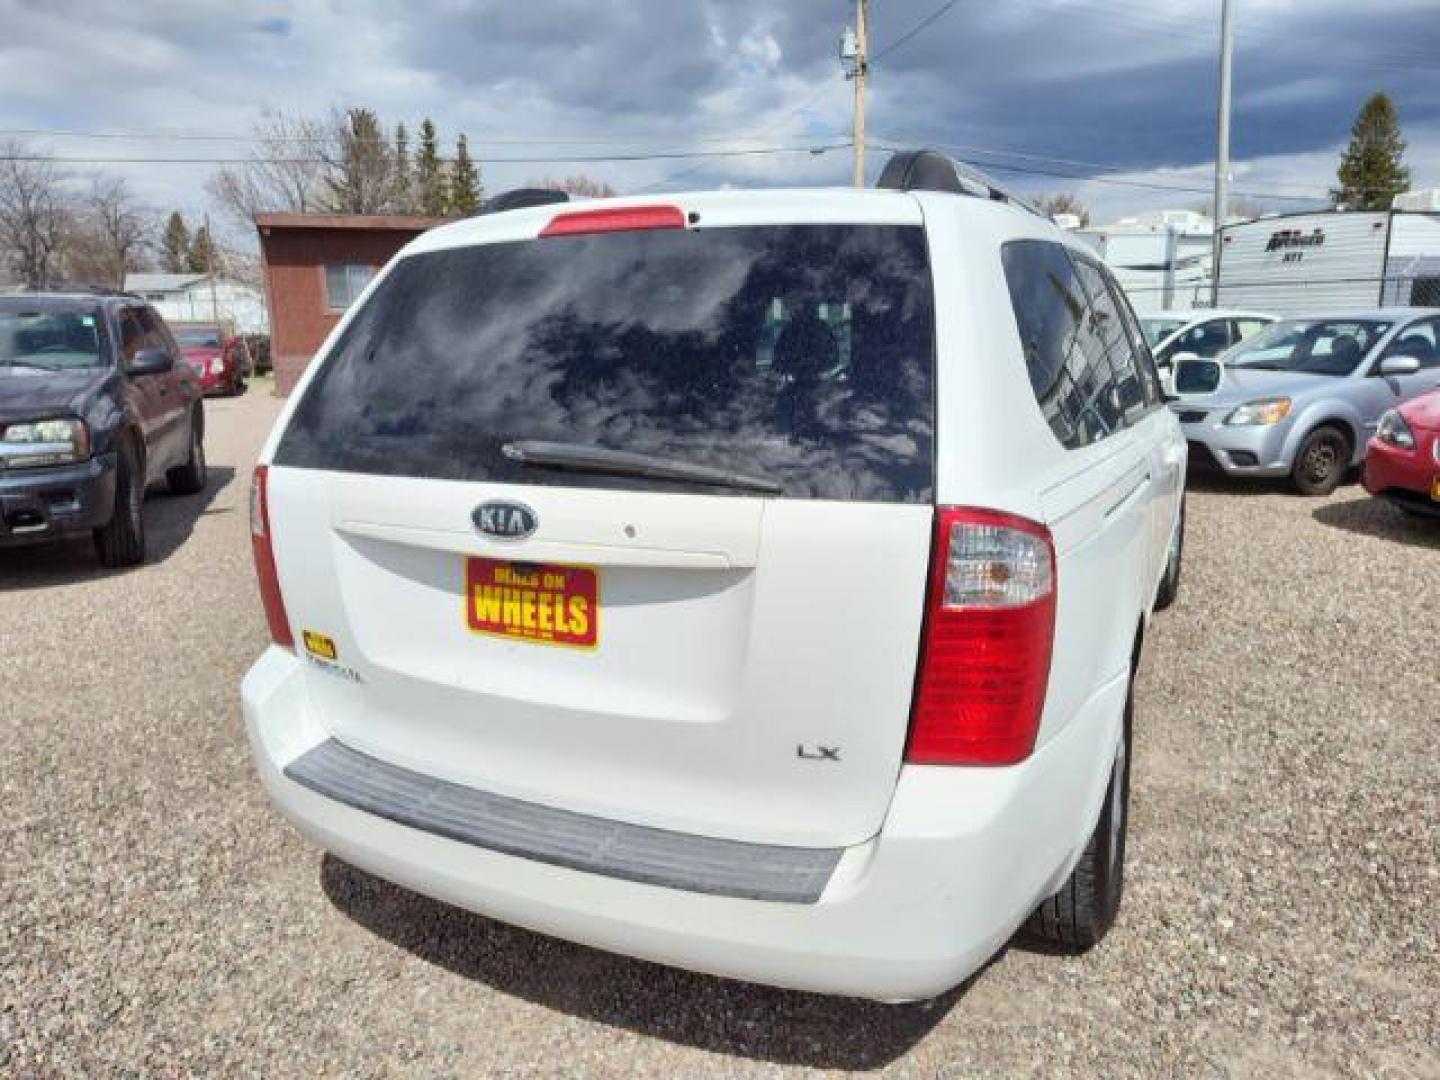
[465,557,599,649]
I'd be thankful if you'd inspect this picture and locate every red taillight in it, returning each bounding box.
[249,465,294,650]
[539,205,686,238]
[907,507,1056,766]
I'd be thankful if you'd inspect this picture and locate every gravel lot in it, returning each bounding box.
[4,387,1438,1077]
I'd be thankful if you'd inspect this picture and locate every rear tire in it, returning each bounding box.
[1291,425,1349,497]
[94,439,146,568]
[167,408,207,495]
[1153,498,1184,612]
[1021,673,1132,952]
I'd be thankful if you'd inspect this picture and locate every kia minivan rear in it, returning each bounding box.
[245,160,1183,1001]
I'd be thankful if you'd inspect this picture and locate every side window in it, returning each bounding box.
[1073,256,1147,427]
[1234,318,1270,342]
[1181,318,1232,358]
[1387,318,1440,369]
[1001,240,1124,450]
[137,307,176,357]
[117,309,145,364]
[1104,268,1163,410]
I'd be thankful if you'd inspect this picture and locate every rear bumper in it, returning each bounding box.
[243,647,1126,1001]
[0,454,117,546]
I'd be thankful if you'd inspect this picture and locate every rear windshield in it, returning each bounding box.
[176,328,223,348]
[276,223,936,502]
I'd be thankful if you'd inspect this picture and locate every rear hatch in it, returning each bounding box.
[267,196,937,848]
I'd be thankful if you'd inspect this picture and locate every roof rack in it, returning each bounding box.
[480,188,571,215]
[876,149,1044,218]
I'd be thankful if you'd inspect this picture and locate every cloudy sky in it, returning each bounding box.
[3,0,1438,240]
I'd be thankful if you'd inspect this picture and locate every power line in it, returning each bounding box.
[870,0,961,64]
[0,125,852,147]
[872,137,1414,201]
[867,141,1354,203]
[0,143,853,167]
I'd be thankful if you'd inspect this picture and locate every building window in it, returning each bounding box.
[324,264,375,311]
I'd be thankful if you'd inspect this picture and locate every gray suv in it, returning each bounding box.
[1172,308,1440,495]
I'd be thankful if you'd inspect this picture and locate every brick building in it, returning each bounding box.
[256,213,446,394]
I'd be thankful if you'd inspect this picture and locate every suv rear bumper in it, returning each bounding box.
[243,647,1126,1001]
[0,453,117,546]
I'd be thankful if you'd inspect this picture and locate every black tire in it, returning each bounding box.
[1291,425,1350,497]
[1021,677,1132,952]
[94,438,146,568]
[166,407,207,495]
[1153,498,1184,612]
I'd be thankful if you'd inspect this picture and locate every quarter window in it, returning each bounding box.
[324,264,376,310]
[1002,239,1132,449]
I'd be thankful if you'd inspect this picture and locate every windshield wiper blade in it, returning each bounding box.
[501,439,782,495]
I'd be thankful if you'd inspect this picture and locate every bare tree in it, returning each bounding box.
[0,141,71,288]
[527,174,617,199]
[76,175,152,288]
[206,108,332,230]
[1035,193,1092,228]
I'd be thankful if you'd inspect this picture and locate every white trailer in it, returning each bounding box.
[1215,207,1440,315]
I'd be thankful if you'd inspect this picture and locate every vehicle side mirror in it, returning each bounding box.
[1379,355,1421,376]
[126,346,173,376]
[1169,350,1199,367]
[1173,357,1223,395]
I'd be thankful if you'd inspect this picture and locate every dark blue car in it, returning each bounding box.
[0,292,206,566]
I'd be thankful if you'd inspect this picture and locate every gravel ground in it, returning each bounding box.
[3,387,1438,1077]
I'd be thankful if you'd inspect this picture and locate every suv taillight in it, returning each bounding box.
[249,465,294,650]
[907,507,1056,766]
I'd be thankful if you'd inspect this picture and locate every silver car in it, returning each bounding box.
[1172,308,1440,495]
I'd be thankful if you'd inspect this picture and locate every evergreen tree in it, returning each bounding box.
[449,134,482,216]
[161,211,191,273]
[393,122,413,213]
[1332,92,1411,210]
[416,119,447,217]
[187,223,217,274]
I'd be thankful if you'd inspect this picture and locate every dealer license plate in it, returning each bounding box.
[465,557,599,649]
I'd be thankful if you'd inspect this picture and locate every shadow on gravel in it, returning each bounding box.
[1312,496,1440,549]
[320,855,968,1071]
[1185,472,1299,497]
[0,465,235,590]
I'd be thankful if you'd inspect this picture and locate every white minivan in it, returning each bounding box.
[243,151,1186,1002]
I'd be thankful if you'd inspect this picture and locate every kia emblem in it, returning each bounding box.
[472,500,538,541]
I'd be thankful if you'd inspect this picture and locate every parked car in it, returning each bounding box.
[1363,388,1440,517]
[1139,309,1276,378]
[1172,309,1440,495]
[242,153,1186,1002]
[172,323,249,396]
[0,293,207,566]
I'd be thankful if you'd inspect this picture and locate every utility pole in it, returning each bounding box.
[841,0,869,188]
[205,212,220,326]
[1210,0,1234,305]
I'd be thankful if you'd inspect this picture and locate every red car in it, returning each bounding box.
[173,324,249,396]
[1364,389,1440,518]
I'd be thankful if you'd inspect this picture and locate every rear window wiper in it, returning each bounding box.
[501,439,782,495]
